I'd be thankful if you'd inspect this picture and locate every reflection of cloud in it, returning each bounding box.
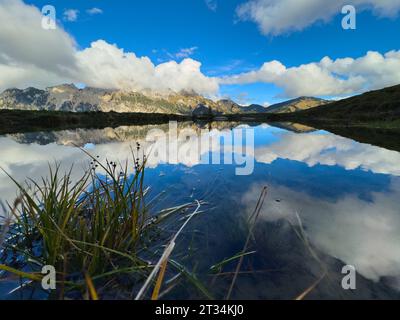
[2,124,400,286]
[0,127,241,203]
[242,180,400,283]
[5,125,400,177]
[2,124,400,202]
[253,131,400,176]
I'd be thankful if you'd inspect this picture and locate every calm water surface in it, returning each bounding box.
[1,122,400,299]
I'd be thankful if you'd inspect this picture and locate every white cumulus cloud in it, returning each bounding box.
[0,0,218,96]
[220,50,400,97]
[237,0,400,36]
[76,41,218,94]
[0,0,78,89]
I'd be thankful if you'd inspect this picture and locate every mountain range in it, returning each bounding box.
[264,96,330,113]
[0,84,328,115]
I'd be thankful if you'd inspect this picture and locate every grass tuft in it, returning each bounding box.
[0,149,205,299]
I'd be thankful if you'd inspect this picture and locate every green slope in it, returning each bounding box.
[294,84,400,122]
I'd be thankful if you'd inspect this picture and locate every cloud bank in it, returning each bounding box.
[76,41,218,94]
[237,0,400,36]
[0,0,218,95]
[220,50,400,97]
[0,0,77,89]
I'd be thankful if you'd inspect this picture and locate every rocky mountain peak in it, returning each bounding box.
[0,84,329,115]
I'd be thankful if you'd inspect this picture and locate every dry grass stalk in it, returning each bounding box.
[225,187,268,300]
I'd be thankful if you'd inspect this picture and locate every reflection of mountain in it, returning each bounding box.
[253,130,400,176]
[5,123,400,177]
[2,124,400,298]
[7,122,247,146]
[8,125,169,146]
[268,122,316,133]
[307,125,400,154]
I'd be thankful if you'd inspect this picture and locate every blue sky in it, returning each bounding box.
[5,0,400,104]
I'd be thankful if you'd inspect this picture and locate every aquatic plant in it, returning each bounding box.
[0,148,206,300]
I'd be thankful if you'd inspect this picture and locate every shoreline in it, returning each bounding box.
[1,109,399,152]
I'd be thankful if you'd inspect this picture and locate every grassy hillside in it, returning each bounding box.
[265,97,330,113]
[292,84,400,122]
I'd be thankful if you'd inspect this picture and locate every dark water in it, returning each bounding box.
[1,122,400,299]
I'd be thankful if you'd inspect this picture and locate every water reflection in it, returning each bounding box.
[242,179,400,285]
[1,122,400,299]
